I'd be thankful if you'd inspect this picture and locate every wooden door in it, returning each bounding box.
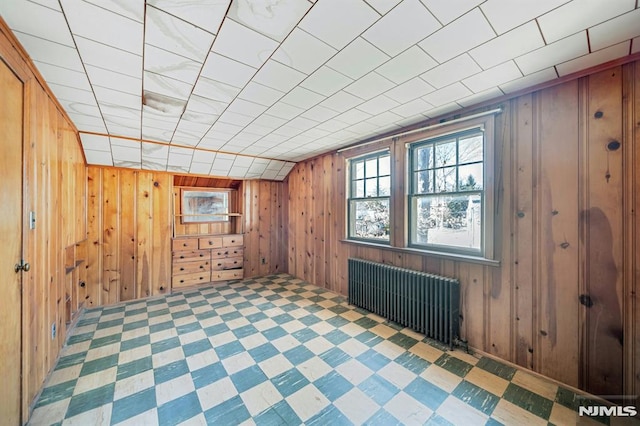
[0,58,24,424]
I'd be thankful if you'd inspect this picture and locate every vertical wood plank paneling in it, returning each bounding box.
[119,169,136,301]
[102,170,120,305]
[86,168,102,308]
[259,181,271,277]
[629,61,640,403]
[136,172,152,299]
[151,173,171,296]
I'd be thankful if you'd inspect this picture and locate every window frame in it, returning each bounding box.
[346,149,392,244]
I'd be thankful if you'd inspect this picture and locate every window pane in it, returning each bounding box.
[352,199,390,240]
[459,134,483,164]
[379,155,390,176]
[435,167,456,192]
[354,161,364,179]
[414,170,433,194]
[434,139,456,167]
[379,176,390,196]
[414,146,433,170]
[458,163,483,190]
[411,194,482,251]
[365,177,378,197]
[365,158,377,178]
[353,180,364,198]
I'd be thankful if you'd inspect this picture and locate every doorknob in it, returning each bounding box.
[14,261,30,273]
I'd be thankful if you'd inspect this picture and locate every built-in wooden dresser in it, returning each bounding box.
[172,234,244,289]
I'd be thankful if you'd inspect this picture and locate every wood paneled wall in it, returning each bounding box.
[85,167,172,306]
[1,19,87,420]
[284,60,640,399]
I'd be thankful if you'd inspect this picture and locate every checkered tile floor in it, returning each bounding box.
[29,274,613,425]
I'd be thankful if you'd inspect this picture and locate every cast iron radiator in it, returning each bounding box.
[348,258,460,349]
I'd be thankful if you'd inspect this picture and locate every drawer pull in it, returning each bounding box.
[200,265,205,269]
[180,279,185,283]
[199,254,204,257]
[217,263,222,267]
[209,241,213,245]
[182,243,188,247]
[179,267,185,271]
[180,255,185,259]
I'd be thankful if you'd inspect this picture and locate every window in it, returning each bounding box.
[348,151,391,242]
[408,128,488,255]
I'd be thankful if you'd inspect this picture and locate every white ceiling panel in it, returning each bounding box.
[421,54,481,89]
[271,28,337,75]
[515,32,588,75]
[228,0,311,42]
[189,162,213,175]
[200,53,257,88]
[238,82,285,107]
[148,0,229,34]
[84,150,114,166]
[145,6,213,62]
[300,104,339,122]
[344,72,395,100]
[457,87,504,107]
[226,98,269,118]
[33,61,92,91]
[633,37,640,54]
[539,0,635,44]
[376,46,438,85]
[0,1,74,46]
[86,65,141,96]
[192,76,241,103]
[366,0,402,15]
[420,0,484,25]
[144,71,193,100]
[462,61,522,93]
[469,22,544,70]
[74,36,142,78]
[298,0,380,50]
[61,0,143,55]
[212,18,279,68]
[93,87,142,111]
[335,109,372,125]
[14,32,84,72]
[391,98,433,118]
[357,95,400,116]
[423,102,462,118]
[80,133,111,152]
[85,0,144,23]
[480,0,568,35]
[217,110,255,126]
[320,91,364,113]
[99,104,141,121]
[281,87,326,110]
[556,42,631,77]
[300,66,354,97]
[384,77,435,103]
[141,142,169,159]
[144,45,202,85]
[422,82,473,107]
[499,67,558,94]
[589,8,640,51]
[49,83,97,106]
[112,145,141,162]
[326,38,389,80]
[252,60,308,92]
[419,8,496,63]
[362,0,440,57]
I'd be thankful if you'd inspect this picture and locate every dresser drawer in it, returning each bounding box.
[212,269,243,281]
[199,236,223,249]
[222,235,243,247]
[211,256,243,271]
[172,238,199,251]
[173,259,210,275]
[172,271,211,289]
[173,250,210,262]
[211,247,243,259]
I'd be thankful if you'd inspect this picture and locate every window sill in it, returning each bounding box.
[340,239,501,267]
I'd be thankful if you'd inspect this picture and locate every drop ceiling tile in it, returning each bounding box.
[226,99,269,117]
[366,111,403,127]
[142,143,169,160]
[480,0,567,35]
[300,66,354,97]
[286,116,320,131]
[298,0,380,50]
[143,110,180,131]
[32,61,91,91]
[228,0,311,42]
[356,95,400,116]
[589,8,640,51]
[68,113,107,131]
[111,145,141,162]
[335,109,372,125]
[86,65,142,96]
[85,0,144,22]
[252,60,308,92]
[197,137,227,150]
[419,8,496,63]
[99,104,141,121]
[556,42,631,77]
[515,32,588,75]
[193,150,217,163]
[266,102,305,120]
[170,145,194,156]
[74,36,142,78]
[94,86,141,111]
[238,82,285,107]
[420,54,482,89]
[281,87,326,109]
[208,121,244,136]
[343,72,395,100]
[49,83,97,105]
[423,102,462,118]
[320,91,364,113]
[232,156,254,167]
[200,53,257,88]
[384,77,435,103]
[469,22,545,70]
[0,1,74,46]
[190,162,213,175]
[539,0,634,44]
[61,0,143,55]
[272,124,304,138]
[257,133,291,145]
[181,111,219,126]
[144,71,193,100]
[272,28,338,74]
[229,166,249,177]
[171,133,200,147]
[192,76,240,103]
[174,119,212,138]
[185,95,227,118]
[104,122,141,139]
[217,110,255,126]
[167,164,191,173]
[326,37,390,80]
[80,134,111,152]
[499,67,558,93]
[148,0,229,33]
[142,127,174,142]
[314,119,350,133]
[346,121,379,135]
[14,32,84,72]
[457,87,504,107]
[391,98,433,118]
[84,150,114,166]
[142,160,168,171]
[249,115,288,131]
[212,18,279,68]
[363,0,440,57]
[462,61,521,93]
[143,92,187,118]
[375,46,438,85]
[420,0,484,24]
[300,105,340,122]
[144,45,202,85]
[145,6,214,62]
[422,82,472,107]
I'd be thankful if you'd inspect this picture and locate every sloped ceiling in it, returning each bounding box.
[1,0,639,181]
